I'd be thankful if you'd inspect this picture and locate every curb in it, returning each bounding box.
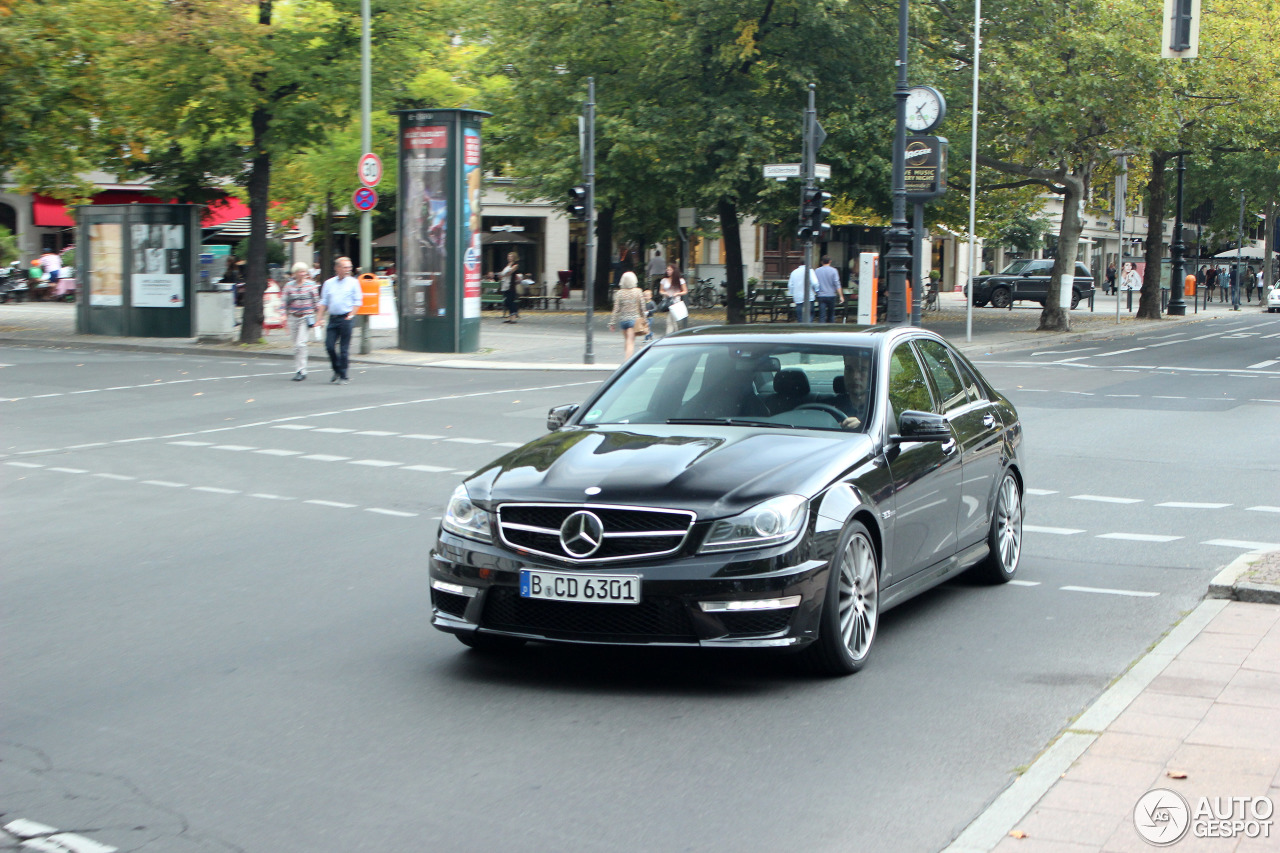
[1208,549,1280,604]
[941,597,1230,853]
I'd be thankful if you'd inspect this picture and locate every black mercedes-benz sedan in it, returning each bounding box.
[429,325,1024,675]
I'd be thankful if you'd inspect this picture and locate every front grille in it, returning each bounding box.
[497,503,695,563]
[482,587,697,641]
[717,610,792,635]
[432,590,470,618]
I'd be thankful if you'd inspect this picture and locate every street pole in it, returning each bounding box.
[1167,154,1187,315]
[885,0,912,325]
[801,84,816,324]
[583,78,596,364]
[1236,188,1245,309]
[358,0,372,354]
[965,0,980,342]
[1115,155,1126,324]
[911,202,924,326]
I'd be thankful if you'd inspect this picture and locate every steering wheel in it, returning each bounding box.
[794,403,849,423]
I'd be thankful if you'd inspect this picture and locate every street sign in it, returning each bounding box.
[352,186,378,212]
[358,152,382,187]
[815,164,831,180]
[677,207,697,229]
[904,136,948,200]
[763,163,802,179]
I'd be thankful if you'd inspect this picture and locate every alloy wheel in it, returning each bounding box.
[995,475,1022,573]
[837,532,879,662]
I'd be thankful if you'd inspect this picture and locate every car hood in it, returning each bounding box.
[465,425,874,519]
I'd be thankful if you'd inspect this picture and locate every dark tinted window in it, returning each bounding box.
[915,339,971,413]
[887,343,934,425]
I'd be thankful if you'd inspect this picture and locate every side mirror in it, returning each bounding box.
[547,404,579,431]
[897,410,951,442]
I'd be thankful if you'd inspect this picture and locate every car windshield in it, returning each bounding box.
[580,342,876,432]
[1000,259,1046,275]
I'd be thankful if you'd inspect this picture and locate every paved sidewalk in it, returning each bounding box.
[947,550,1280,852]
[0,289,1266,369]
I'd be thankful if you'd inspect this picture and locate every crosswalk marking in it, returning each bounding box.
[1024,525,1084,535]
[1097,533,1183,543]
[1202,539,1280,551]
[1155,502,1230,509]
[1060,585,1159,598]
[1070,494,1142,504]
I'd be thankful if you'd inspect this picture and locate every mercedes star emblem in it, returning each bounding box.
[559,510,605,558]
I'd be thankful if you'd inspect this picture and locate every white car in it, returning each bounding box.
[1268,284,1280,313]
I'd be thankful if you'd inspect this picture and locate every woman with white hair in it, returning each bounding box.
[281,261,320,380]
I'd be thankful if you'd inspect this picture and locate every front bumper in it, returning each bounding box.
[429,530,831,649]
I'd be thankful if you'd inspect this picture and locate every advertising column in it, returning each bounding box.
[395,108,490,353]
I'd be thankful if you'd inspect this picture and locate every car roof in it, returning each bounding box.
[655,324,943,349]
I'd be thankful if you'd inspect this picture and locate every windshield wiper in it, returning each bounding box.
[666,417,791,429]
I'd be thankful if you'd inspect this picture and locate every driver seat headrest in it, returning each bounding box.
[773,369,810,399]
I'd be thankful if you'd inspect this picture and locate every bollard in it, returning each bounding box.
[1127,289,1133,312]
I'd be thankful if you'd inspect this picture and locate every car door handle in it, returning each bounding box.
[983,414,996,428]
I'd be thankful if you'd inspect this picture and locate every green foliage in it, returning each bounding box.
[995,207,1053,254]
[0,226,17,266]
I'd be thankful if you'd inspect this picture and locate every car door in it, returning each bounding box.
[915,338,1004,549]
[881,340,960,584]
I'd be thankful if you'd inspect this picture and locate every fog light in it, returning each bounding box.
[699,596,801,612]
[432,579,479,597]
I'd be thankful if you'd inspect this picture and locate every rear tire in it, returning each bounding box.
[974,472,1022,583]
[457,632,527,653]
[801,520,879,676]
[990,287,1012,309]
[1070,290,1082,309]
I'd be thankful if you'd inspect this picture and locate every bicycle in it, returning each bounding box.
[690,277,720,309]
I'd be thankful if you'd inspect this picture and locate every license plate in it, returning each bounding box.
[519,569,641,604]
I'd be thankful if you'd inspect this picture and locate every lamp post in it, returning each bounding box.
[1167,154,1187,315]
[885,0,912,324]
[965,0,981,342]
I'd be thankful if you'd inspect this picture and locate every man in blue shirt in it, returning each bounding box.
[813,256,844,323]
[318,257,362,383]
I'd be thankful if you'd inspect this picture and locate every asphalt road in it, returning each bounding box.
[2,315,1277,853]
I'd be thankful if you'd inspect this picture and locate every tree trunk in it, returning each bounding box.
[321,191,334,281]
[1138,151,1171,320]
[239,105,271,343]
[719,198,745,324]
[594,204,614,308]
[1039,173,1086,332]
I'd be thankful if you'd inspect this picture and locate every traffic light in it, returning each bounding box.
[798,187,832,240]
[568,185,588,221]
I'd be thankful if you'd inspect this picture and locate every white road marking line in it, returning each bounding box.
[1070,494,1142,504]
[1202,539,1280,551]
[1031,347,1099,355]
[366,507,418,517]
[272,424,315,430]
[1246,506,1280,513]
[1007,580,1041,587]
[141,480,187,487]
[1156,501,1231,509]
[1105,394,1140,398]
[1251,399,1280,404]
[250,493,293,500]
[1248,359,1280,369]
[31,393,64,398]
[494,442,524,448]
[113,437,153,443]
[312,427,355,433]
[356,430,399,436]
[402,464,454,473]
[1153,395,1187,399]
[65,442,107,449]
[1060,585,1160,598]
[1146,339,1187,348]
[1053,356,1090,363]
[1096,532,1183,543]
[16,449,58,455]
[1024,525,1085,535]
[301,454,350,462]
[93,473,135,481]
[1261,332,1280,339]
[453,471,474,477]
[192,486,241,494]
[1024,488,1058,496]
[6,461,45,468]
[169,440,214,447]
[401,434,444,440]
[254,448,304,456]
[305,499,356,508]
[1093,347,1146,358]
[444,437,493,444]
[349,459,402,467]
[48,467,88,474]
[212,444,256,451]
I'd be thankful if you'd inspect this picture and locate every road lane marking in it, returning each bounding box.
[1153,396,1187,400]
[141,480,187,487]
[1025,488,1058,496]
[1105,394,1140,398]
[1024,525,1085,535]
[300,454,350,462]
[1031,347,1098,356]
[1070,494,1142,504]
[401,434,444,440]
[5,461,45,468]
[93,473,135,481]
[66,442,108,449]
[273,424,314,430]
[306,499,356,508]
[1060,585,1160,598]
[367,507,418,517]
[1202,539,1280,551]
[1146,339,1187,348]
[1092,347,1146,358]
[250,493,294,500]
[356,430,399,436]
[402,464,454,473]
[1008,580,1041,587]
[1248,360,1279,369]
[254,448,303,456]
[1247,506,1280,513]
[212,444,256,451]
[48,467,88,474]
[192,486,240,494]
[1096,533,1183,543]
[495,442,524,448]
[313,427,355,433]
[444,437,493,444]
[1156,501,1231,509]
[169,440,214,447]
[349,459,402,467]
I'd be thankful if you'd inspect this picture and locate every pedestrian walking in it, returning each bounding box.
[1105,262,1117,295]
[658,264,688,336]
[788,263,819,322]
[1256,267,1265,303]
[813,256,844,323]
[1219,266,1229,302]
[640,289,656,342]
[318,256,361,384]
[609,266,646,360]
[496,251,521,323]
[1230,265,1241,310]
[1246,266,1256,302]
[281,261,319,381]
[646,247,666,290]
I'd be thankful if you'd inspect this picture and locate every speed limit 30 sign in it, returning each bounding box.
[358,152,383,188]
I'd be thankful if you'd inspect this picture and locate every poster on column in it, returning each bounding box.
[462,126,482,318]
[89,223,123,306]
[130,223,185,307]
[402,123,448,318]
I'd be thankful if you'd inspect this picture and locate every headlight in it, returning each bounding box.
[441,484,493,543]
[699,494,808,554]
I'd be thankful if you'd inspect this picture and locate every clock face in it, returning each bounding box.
[905,87,944,132]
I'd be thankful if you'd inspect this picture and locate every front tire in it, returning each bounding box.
[990,286,1012,309]
[802,520,879,676]
[975,472,1022,583]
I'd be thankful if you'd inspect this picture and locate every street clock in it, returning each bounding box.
[904,86,947,133]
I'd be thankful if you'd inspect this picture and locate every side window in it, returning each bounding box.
[887,343,934,426]
[915,339,971,413]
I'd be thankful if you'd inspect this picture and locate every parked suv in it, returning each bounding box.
[970,259,1096,309]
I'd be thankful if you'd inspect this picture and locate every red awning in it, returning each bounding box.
[31,192,252,229]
